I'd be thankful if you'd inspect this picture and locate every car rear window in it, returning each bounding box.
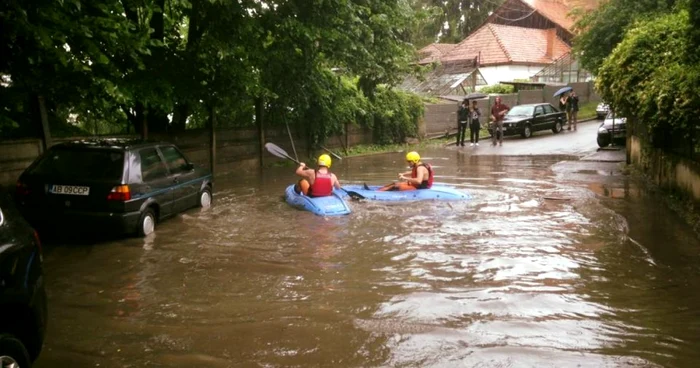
[29,148,124,180]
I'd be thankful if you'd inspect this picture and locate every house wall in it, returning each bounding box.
[478,65,547,86]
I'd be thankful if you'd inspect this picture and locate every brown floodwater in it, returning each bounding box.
[35,147,700,368]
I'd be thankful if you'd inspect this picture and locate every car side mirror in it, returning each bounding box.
[534,113,541,117]
[186,162,195,171]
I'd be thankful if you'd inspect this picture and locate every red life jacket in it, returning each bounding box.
[309,170,333,197]
[411,163,433,189]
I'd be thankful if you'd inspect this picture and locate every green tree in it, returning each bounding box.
[573,0,679,75]
[408,0,504,47]
[596,10,699,149]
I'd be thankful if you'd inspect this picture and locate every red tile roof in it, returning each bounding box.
[417,43,457,64]
[440,24,570,66]
[523,0,576,31]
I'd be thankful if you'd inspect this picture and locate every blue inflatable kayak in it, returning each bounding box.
[339,184,469,201]
[284,184,351,216]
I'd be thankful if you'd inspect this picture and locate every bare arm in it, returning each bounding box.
[332,174,341,189]
[295,163,314,181]
[399,167,426,185]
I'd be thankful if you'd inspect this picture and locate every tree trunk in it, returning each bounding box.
[256,97,265,168]
[208,105,216,175]
[171,103,190,131]
[36,95,52,152]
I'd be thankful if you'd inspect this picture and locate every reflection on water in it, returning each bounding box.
[36,148,699,367]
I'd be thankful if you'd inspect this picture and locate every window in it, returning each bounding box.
[543,105,554,114]
[160,146,190,175]
[507,105,534,117]
[139,148,168,182]
[535,106,544,116]
[30,148,124,180]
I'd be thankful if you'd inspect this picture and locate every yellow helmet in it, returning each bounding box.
[318,154,332,168]
[406,151,420,164]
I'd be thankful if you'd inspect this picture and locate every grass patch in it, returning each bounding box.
[577,101,599,120]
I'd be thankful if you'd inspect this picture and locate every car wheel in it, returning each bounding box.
[597,134,611,148]
[0,334,31,368]
[552,120,562,133]
[198,187,212,208]
[137,208,156,237]
[521,124,532,138]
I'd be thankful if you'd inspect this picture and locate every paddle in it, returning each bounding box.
[321,146,343,161]
[264,142,365,200]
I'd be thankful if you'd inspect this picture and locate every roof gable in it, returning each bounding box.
[440,25,509,65]
[440,24,569,66]
[441,24,570,65]
[523,0,576,31]
[418,43,457,64]
[490,24,569,64]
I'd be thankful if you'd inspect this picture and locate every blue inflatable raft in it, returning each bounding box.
[339,184,469,201]
[284,184,352,216]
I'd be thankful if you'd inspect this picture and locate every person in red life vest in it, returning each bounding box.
[378,151,433,191]
[294,154,341,197]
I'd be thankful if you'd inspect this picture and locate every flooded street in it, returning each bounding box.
[35,124,700,367]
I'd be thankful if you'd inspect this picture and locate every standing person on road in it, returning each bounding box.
[469,100,482,147]
[569,91,579,131]
[457,98,469,147]
[490,97,510,146]
[559,93,572,130]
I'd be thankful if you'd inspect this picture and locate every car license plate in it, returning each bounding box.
[51,185,90,196]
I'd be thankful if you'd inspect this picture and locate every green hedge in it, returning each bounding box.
[597,10,699,151]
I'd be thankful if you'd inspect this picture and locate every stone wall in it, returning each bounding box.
[629,136,700,202]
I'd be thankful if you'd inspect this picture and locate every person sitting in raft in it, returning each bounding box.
[295,154,341,197]
[378,151,434,191]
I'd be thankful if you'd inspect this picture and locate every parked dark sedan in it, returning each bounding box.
[490,103,566,139]
[0,190,47,367]
[597,111,627,147]
[15,139,213,237]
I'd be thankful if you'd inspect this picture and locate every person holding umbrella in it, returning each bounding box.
[456,98,469,147]
[569,91,579,131]
[554,86,573,130]
[468,100,482,146]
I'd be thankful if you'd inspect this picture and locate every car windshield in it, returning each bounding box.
[507,105,534,117]
[29,148,124,180]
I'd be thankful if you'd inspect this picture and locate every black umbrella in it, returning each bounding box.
[465,92,488,100]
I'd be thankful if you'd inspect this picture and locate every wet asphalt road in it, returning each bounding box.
[33,119,700,368]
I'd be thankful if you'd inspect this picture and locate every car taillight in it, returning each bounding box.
[16,180,30,196]
[33,230,42,255]
[107,185,131,201]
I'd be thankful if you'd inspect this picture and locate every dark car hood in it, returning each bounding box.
[503,116,530,123]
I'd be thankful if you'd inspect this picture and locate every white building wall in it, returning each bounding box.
[478,65,545,86]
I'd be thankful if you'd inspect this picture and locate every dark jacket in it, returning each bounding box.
[458,104,469,122]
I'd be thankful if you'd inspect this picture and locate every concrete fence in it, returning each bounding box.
[424,81,601,137]
[0,125,373,186]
